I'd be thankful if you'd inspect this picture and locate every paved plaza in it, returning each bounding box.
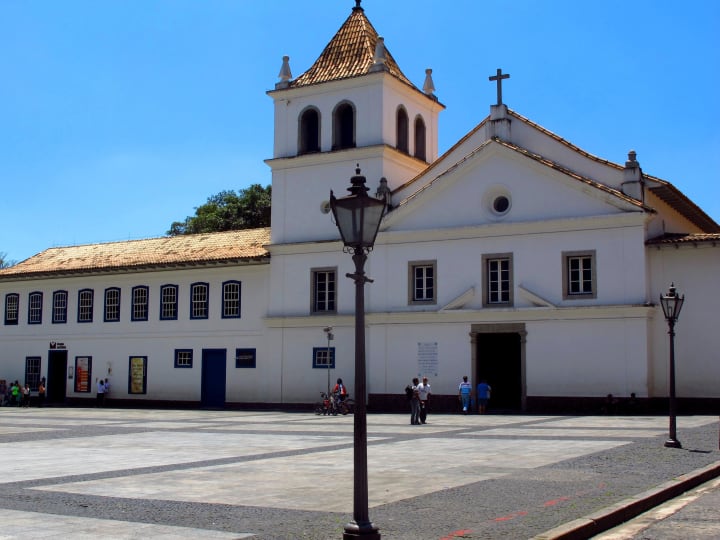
[0,407,718,539]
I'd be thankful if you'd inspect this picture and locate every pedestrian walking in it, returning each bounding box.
[409,377,421,425]
[458,375,472,414]
[22,383,31,407]
[38,377,46,407]
[476,379,491,414]
[96,378,105,407]
[416,376,431,424]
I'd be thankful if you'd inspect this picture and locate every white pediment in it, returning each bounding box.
[384,141,642,232]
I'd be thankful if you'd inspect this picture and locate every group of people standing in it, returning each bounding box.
[407,376,432,424]
[0,378,46,407]
[406,375,492,424]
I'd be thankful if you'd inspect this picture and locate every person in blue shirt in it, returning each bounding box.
[476,379,492,414]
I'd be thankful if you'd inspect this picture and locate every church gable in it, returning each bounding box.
[385,140,645,232]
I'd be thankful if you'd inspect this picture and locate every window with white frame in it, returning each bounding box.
[5,293,19,325]
[313,347,336,369]
[483,253,513,306]
[132,286,148,321]
[52,290,68,324]
[190,282,209,319]
[408,260,436,304]
[160,285,178,320]
[104,287,121,322]
[312,268,336,313]
[77,289,93,323]
[28,291,43,324]
[222,280,241,318]
[563,250,597,299]
[25,357,41,391]
[174,349,193,368]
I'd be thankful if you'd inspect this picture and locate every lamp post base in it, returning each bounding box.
[343,521,380,539]
[664,438,682,448]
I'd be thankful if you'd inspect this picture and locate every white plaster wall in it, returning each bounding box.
[648,244,720,397]
[525,317,649,397]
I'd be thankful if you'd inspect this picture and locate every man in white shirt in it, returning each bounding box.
[416,376,432,424]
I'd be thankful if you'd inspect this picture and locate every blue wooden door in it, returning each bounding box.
[201,349,227,408]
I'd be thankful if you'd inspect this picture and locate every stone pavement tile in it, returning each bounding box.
[463,427,665,437]
[34,435,628,513]
[0,509,252,539]
[0,431,347,483]
[539,415,717,429]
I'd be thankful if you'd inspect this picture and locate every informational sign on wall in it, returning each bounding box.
[129,356,147,394]
[417,342,438,377]
[74,356,92,393]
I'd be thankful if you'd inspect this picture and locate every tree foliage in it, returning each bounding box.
[0,252,16,269]
[168,184,271,236]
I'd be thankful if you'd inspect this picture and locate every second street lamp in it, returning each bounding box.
[659,283,685,449]
[330,165,385,540]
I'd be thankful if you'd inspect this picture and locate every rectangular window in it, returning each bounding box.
[77,289,94,323]
[52,291,68,324]
[160,285,178,320]
[104,288,121,322]
[5,293,19,325]
[190,283,209,319]
[235,348,256,368]
[563,250,597,299]
[313,346,336,369]
[312,268,336,313]
[174,349,193,368]
[28,292,43,324]
[222,281,241,318]
[408,261,436,304]
[25,357,41,391]
[132,286,149,321]
[482,253,513,307]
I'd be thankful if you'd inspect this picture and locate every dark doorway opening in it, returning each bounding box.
[201,349,227,409]
[47,350,68,404]
[476,333,522,412]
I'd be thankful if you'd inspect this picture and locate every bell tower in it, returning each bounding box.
[266,1,444,245]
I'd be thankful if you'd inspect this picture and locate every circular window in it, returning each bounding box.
[483,186,512,218]
[493,195,510,214]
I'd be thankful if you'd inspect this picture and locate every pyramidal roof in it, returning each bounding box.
[290,2,416,90]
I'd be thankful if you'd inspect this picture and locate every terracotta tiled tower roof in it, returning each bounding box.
[290,3,416,90]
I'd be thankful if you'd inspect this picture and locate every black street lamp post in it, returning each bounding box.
[324,326,334,397]
[330,166,385,540]
[659,283,685,449]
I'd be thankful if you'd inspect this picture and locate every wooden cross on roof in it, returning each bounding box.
[489,68,510,105]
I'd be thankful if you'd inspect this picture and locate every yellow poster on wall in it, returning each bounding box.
[129,356,146,394]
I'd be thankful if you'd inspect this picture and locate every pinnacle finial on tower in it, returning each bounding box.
[276,56,292,89]
[423,68,436,97]
[353,0,363,11]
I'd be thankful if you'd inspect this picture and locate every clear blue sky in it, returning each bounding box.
[1,0,718,264]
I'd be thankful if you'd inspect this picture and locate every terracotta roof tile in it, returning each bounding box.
[646,232,720,245]
[290,6,416,90]
[0,228,270,279]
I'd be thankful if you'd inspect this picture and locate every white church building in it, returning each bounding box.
[1,2,718,413]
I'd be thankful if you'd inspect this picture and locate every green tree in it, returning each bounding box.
[168,184,271,236]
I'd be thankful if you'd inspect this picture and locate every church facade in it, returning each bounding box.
[1,3,718,412]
